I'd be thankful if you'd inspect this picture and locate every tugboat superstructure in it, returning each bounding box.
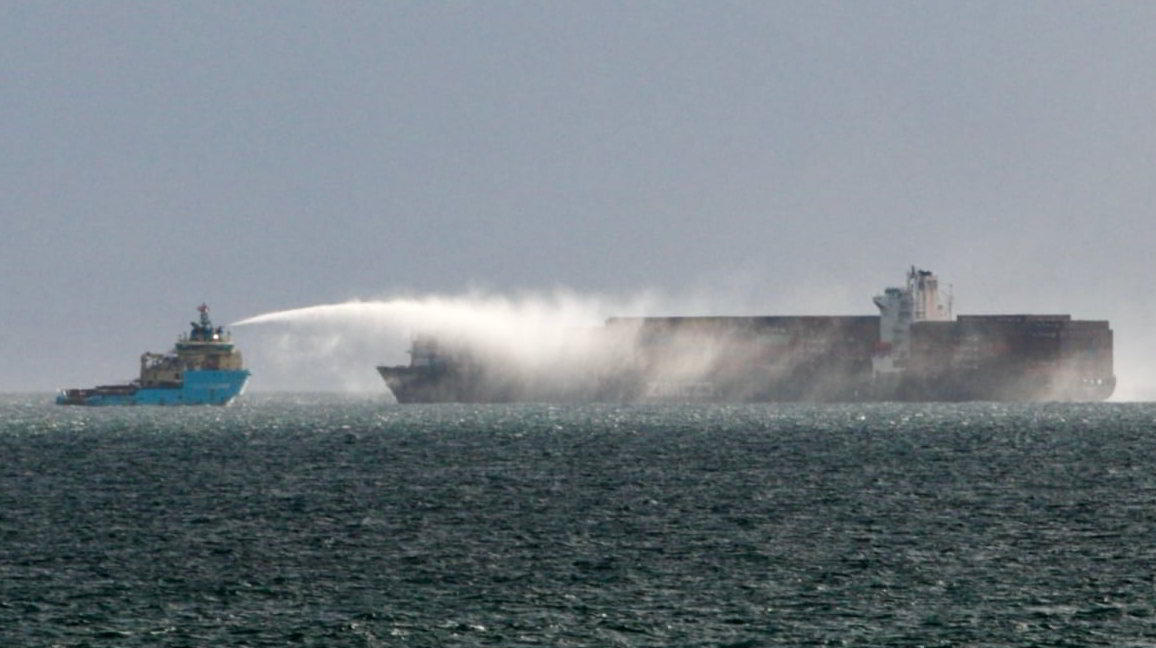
[56,304,250,406]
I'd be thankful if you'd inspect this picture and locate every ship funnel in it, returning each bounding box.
[908,267,950,322]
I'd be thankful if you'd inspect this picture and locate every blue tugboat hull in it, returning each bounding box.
[56,370,250,406]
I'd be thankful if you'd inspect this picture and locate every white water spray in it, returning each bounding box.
[231,291,662,393]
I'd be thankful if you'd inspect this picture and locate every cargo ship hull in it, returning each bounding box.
[378,366,511,404]
[376,270,1116,404]
[888,315,1115,402]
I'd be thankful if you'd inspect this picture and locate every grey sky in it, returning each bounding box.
[3,2,1154,396]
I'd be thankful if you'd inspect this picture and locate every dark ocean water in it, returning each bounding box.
[3,394,1156,647]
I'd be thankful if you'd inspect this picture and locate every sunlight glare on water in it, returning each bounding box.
[3,394,1156,645]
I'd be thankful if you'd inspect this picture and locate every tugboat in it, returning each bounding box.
[56,304,251,406]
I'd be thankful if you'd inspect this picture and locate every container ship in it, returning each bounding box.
[376,269,1115,403]
[56,304,250,406]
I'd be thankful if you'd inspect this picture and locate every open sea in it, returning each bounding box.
[3,394,1156,647]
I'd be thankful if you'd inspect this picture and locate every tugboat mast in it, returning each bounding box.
[190,303,220,342]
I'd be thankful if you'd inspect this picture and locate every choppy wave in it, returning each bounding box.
[3,396,1156,645]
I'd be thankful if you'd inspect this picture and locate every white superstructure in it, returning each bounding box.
[872,267,951,376]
